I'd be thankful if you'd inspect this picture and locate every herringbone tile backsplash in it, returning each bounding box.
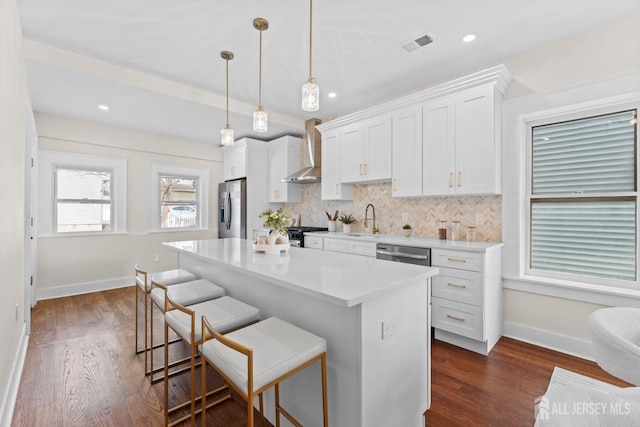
[283,182,502,242]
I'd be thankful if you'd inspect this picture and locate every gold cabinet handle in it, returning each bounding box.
[447,282,466,289]
[335,183,339,195]
[457,171,461,187]
[364,163,368,176]
[393,178,397,192]
[231,166,235,176]
[447,314,465,322]
[359,164,363,176]
[447,257,466,263]
[449,172,453,188]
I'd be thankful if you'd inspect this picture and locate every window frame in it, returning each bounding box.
[524,104,639,290]
[149,163,209,232]
[38,150,127,237]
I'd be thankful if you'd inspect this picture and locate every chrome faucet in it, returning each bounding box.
[364,203,379,234]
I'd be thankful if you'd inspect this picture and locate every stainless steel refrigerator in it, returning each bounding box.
[218,179,247,238]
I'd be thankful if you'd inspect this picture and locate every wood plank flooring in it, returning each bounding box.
[12,286,630,426]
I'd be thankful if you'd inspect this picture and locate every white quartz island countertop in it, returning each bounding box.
[164,238,439,308]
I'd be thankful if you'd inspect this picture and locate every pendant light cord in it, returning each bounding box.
[308,0,313,80]
[259,28,263,108]
[225,57,230,127]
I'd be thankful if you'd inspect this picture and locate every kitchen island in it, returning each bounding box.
[164,238,438,427]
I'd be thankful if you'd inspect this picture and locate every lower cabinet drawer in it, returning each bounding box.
[349,241,376,257]
[432,297,484,341]
[304,236,323,250]
[324,238,350,254]
[432,267,484,306]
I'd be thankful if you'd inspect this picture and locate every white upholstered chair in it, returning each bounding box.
[200,316,328,427]
[148,278,226,382]
[589,307,640,386]
[164,294,260,427]
[134,264,197,373]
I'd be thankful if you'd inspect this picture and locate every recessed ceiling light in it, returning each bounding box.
[98,104,109,111]
[328,92,337,98]
[462,34,477,43]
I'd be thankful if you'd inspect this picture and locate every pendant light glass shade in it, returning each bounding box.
[221,125,234,146]
[220,50,234,146]
[253,18,269,133]
[302,0,319,112]
[253,106,268,132]
[302,78,319,111]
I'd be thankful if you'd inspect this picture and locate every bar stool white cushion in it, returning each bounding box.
[150,279,225,313]
[201,317,327,394]
[166,296,260,344]
[589,307,640,386]
[142,269,196,292]
[152,269,197,285]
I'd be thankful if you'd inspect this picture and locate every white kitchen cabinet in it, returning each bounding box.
[392,106,423,197]
[222,143,247,181]
[304,235,323,250]
[423,84,502,196]
[340,115,392,184]
[323,237,376,257]
[267,136,302,203]
[221,138,269,238]
[430,246,503,355]
[321,130,354,201]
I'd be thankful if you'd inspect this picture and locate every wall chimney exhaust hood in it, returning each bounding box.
[282,118,322,183]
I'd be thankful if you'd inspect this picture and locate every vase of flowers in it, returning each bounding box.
[259,208,292,245]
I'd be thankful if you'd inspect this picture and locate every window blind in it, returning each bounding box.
[531,200,636,281]
[530,109,637,283]
[532,110,636,194]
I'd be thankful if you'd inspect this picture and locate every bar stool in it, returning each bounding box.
[134,264,197,373]
[200,316,328,427]
[148,278,226,382]
[164,294,260,427]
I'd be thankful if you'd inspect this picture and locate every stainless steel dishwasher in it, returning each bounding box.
[375,243,431,266]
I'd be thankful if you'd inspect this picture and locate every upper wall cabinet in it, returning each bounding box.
[267,136,302,203]
[392,106,423,197]
[423,85,502,196]
[222,143,247,181]
[340,115,392,184]
[321,130,354,201]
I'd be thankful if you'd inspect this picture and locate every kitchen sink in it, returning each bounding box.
[342,233,379,239]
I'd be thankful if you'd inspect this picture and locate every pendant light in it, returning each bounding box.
[220,50,235,146]
[302,0,319,111]
[253,18,269,133]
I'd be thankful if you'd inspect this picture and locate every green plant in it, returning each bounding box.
[402,224,412,230]
[259,207,291,235]
[339,213,356,224]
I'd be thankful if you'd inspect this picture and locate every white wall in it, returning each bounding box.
[35,113,223,298]
[0,0,31,424]
[499,13,640,359]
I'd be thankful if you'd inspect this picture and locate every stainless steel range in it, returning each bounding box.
[286,226,328,247]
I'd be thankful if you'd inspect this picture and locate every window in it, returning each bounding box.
[528,109,638,285]
[150,164,208,231]
[160,176,198,229]
[38,151,127,236]
[55,168,112,232]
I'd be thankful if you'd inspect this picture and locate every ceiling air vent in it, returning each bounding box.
[399,33,434,53]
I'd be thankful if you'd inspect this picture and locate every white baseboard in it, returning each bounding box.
[36,276,133,301]
[0,322,28,427]
[503,320,594,361]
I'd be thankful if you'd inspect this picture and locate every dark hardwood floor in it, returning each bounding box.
[12,286,629,426]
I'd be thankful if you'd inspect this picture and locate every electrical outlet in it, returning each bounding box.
[381,316,399,339]
[401,212,409,223]
[475,213,485,226]
[154,254,160,263]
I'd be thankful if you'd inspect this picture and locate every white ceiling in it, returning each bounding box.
[18,0,640,145]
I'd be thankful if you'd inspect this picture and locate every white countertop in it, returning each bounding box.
[306,231,503,252]
[164,238,438,308]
